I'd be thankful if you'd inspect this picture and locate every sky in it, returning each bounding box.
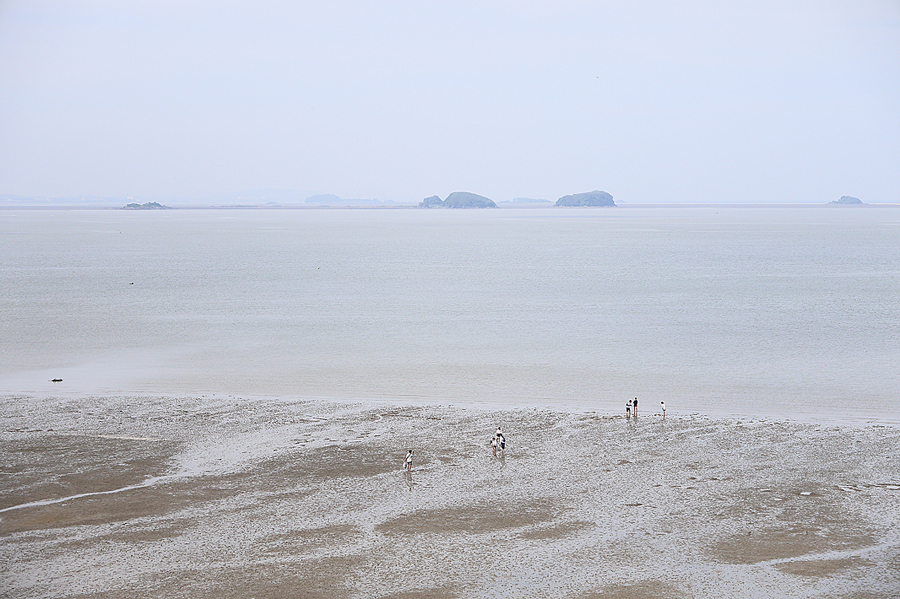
[1,0,898,204]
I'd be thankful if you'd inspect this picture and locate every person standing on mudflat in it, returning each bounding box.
[660,401,665,418]
[404,449,413,472]
[632,397,638,415]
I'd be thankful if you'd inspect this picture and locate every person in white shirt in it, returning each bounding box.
[404,449,413,472]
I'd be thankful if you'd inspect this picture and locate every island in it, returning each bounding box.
[830,196,863,205]
[122,202,172,210]
[555,190,615,207]
[421,192,497,208]
[419,195,444,208]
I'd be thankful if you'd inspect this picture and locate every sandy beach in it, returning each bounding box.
[2,394,899,598]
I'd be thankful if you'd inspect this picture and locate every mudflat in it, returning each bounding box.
[2,395,899,598]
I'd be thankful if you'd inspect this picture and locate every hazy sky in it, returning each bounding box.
[1,1,898,203]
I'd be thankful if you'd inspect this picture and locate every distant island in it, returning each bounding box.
[123,202,171,210]
[420,195,444,208]
[555,190,615,207]
[420,192,497,208]
[830,196,863,205]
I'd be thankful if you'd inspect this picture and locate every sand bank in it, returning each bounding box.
[1,394,899,598]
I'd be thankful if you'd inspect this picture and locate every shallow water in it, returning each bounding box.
[2,206,898,423]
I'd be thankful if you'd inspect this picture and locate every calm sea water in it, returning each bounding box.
[2,206,898,423]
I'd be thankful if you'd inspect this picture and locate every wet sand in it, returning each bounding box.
[2,394,899,598]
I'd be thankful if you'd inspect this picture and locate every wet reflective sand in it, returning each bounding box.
[2,395,899,598]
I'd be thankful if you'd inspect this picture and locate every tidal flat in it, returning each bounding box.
[2,395,899,598]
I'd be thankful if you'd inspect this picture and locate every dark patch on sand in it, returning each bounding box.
[774,556,871,577]
[0,442,321,535]
[290,444,405,479]
[581,580,685,598]
[377,586,460,599]
[1,475,237,534]
[518,520,595,540]
[90,520,189,544]
[712,484,876,564]
[377,498,561,536]
[259,523,364,555]
[31,520,196,562]
[0,434,180,510]
[64,558,357,599]
[714,524,874,565]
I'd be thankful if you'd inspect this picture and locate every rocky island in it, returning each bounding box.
[123,202,172,210]
[830,196,863,205]
[555,190,615,207]
[419,195,444,208]
[420,192,496,208]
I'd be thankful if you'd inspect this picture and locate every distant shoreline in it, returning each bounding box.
[4,392,897,429]
[1,202,898,210]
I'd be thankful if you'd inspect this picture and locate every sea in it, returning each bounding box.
[1,205,898,425]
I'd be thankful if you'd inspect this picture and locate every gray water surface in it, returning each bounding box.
[2,206,898,422]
